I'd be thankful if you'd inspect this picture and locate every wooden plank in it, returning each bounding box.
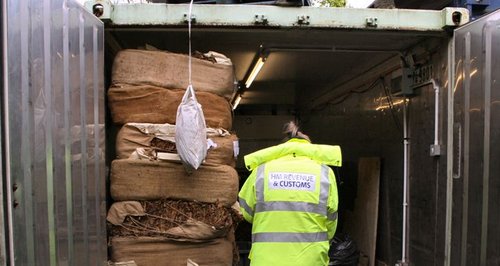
[344,157,381,266]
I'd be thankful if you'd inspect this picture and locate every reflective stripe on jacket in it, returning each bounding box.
[239,138,341,266]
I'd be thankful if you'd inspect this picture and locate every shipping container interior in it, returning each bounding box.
[102,21,454,265]
[7,0,500,264]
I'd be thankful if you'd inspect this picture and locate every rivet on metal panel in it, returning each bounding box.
[183,14,196,23]
[366,17,378,27]
[254,15,268,25]
[297,15,310,25]
[12,183,18,192]
[92,4,104,17]
[84,0,112,20]
[13,201,19,208]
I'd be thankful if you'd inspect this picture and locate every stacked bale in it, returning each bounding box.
[107,49,241,266]
[108,49,234,129]
[115,123,238,167]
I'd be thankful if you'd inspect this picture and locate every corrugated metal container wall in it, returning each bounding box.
[300,41,452,265]
[2,0,106,265]
[1,1,7,264]
[449,9,500,266]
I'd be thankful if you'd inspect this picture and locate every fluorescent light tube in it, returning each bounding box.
[245,57,265,88]
[232,95,242,110]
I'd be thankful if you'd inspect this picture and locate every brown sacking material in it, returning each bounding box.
[110,159,239,207]
[111,49,235,100]
[108,84,233,129]
[109,236,234,266]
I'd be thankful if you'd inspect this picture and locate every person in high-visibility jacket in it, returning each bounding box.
[239,121,341,266]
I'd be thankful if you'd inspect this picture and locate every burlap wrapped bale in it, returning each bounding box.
[111,49,235,100]
[115,123,177,159]
[107,199,238,240]
[205,134,238,167]
[108,84,232,129]
[110,159,238,207]
[110,236,233,266]
[116,123,238,167]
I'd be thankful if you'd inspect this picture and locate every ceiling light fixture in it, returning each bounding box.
[244,56,266,89]
[232,94,242,110]
[232,46,268,110]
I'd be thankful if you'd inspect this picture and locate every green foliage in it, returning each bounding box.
[318,0,345,7]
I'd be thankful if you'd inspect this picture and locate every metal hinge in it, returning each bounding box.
[297,15,310,25]
[183,14,196,23]
[254,15,268,25]
[366,17,378,27]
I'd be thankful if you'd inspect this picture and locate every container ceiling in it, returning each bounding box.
[100,4,467,112]
[107,27,442,109]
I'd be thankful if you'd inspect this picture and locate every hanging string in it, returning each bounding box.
[188,0,194,86]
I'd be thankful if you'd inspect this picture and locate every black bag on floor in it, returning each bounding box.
[328,233,360,266]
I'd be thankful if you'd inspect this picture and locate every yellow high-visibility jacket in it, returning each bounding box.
[239,138,342,266]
